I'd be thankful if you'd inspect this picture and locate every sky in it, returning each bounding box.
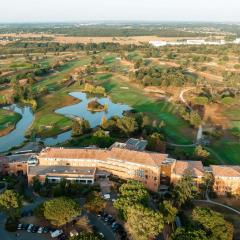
[0,0,240,23]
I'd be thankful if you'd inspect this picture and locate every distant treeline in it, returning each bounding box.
[0,24,226,37]
[0,41,140,54]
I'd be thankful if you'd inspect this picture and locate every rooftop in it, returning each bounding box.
[39,147,168,167]
[173,160,205,178]
[111,138,148,151]
[210,165,240,178]
[28,166,96,177]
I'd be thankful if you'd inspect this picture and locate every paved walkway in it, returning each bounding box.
[194,199,240,215]
[167,88,203,147]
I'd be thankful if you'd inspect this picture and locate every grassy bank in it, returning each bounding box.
[0,109,22,137]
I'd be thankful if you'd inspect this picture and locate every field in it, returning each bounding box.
[0,36,240,164]
[0,109,22,137]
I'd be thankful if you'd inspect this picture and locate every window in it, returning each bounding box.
[135,169,145,179]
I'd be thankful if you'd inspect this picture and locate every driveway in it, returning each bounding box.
[87,212,115,240]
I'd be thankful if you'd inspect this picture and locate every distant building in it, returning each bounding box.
[149,40,167,47]
[186,39,206,45]
[211,165,240,195]
[234,38,240,44]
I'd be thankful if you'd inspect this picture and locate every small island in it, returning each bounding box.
[87,99,108,112]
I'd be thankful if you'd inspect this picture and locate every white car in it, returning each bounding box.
[38,227,44,233]
[27,224,34,232]
[17,223,22,230]
[51,230,63,238]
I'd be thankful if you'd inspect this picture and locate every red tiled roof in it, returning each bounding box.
[39,147,168,167]
[210,165,240,178]
[173,160,204,177]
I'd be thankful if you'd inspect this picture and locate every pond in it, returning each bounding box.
[0,104,34,152]
[55,92,131,127]
[0,92,131,152]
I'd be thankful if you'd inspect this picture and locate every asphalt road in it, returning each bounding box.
[88,212,115,240]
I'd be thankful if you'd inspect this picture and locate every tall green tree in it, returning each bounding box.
[43,197,81,226]
[171,228,207,240]
[114,180,149,219]
[159,200,177,225]
[126,204,164,240]
[0,190,22,220]
[85,191,106,213]
[192,207,233,240]
[173,174,197,207]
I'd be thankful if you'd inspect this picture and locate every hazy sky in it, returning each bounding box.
[1,0,240,23]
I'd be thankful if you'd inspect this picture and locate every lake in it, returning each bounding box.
[0,92,131,152]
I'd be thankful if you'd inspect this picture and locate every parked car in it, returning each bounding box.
[31,225,39,233]
[70,229,78,237]
[43,226,50,233]
[51,229,63,238]
[21,224,30,230]
[108,218,115,225]
[38,227,44,233]
[99,232,104,238]
[101,213,108,220]
[104,214,112,222]
[17,224,22,230]
[27,224,34,232]
[97,211,103,217]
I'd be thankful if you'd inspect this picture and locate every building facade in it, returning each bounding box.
[211,165,240,196]
[1,145,240,196]
[29,147,169,192]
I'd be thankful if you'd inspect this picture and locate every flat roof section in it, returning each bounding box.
[28,166,96,177]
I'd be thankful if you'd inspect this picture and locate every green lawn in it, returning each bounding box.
[0,109,22,136]
[29,57,90,137]
[33,58,90,91]
[103,76,195,145]
[210,141,240,165]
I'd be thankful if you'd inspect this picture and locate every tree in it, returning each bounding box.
[114,180,149,219]
[70,232,103,240]
[75,216,92,233]
[32,177,42,193]
[72,118,90,136]
[92,129,114,148]
[159,200,177,225]
[85,191,106,213]
[171,228,207,240]
[194,145,210,159]
[43,197,81,226]
[0,190,22,220]
[116,116,138,136]
[126,204,164,240]
[101,115,107,128]
[189,111,202,128]
[147,132,166,153]
[173,174,197,207]
[192,207,233,240]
